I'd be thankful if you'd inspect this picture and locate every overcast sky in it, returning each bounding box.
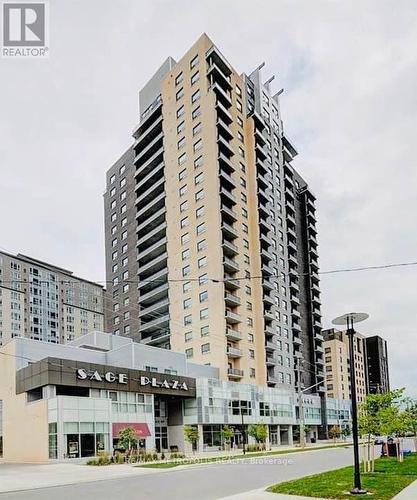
[1,0,416,396]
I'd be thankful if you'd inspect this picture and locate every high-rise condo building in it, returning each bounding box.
[104,34,324,392]
[322,328,368,403]
[0,251,104,345]
[365,335,390,394]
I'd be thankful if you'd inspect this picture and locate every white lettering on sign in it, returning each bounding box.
[76,369,188,391]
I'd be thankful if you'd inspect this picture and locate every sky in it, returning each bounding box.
[1,0,416,396]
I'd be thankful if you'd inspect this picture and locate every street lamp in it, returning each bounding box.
[332,312,369,495]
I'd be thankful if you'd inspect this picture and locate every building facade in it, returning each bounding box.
[0,332,350,462]
[0,251,104,345]
[365,335,390,394]
[322,329,368,403]
[103,34,324,397]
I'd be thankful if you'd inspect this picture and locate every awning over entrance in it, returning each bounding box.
[112,423,151,438]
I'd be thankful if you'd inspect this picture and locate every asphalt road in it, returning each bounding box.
[0,447,356,500]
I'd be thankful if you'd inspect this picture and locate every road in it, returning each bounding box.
[0,447,355,500]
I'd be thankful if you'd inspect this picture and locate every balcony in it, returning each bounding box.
[293,335,302,345]
[221,221,239,240]
[216,100,233,124]
[137,236,167,264]
[265,341,276,351]
[138,313,170,334]
[138,283,169,306]
[266,356,276,366]
[223,256,240,273]
[226,328,243,341]
[134,131,163,166]
[291,308,301,319]
[218,152,235,172]
[141,329,171,346]
[217,135,235,158]
[220,187,237,205]
[224,274,240,290]
[217,117,233,141]
[265,325,274,337]
[207,61,233,91]
[225,292,241,306]
[209,82,232,108]
[222,239,239,257]
[227,346,243,358]
[133,114,163,149]
[290,294,300,306]
[138,298,169,318]
[227,368,244,379]
[221,204,238,222]
[225,310,241,324]
[135,161,164,193]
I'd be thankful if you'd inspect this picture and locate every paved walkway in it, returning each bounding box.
[393,479,417,499]
[219,489,325,500]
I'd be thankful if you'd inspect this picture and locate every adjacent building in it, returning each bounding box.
[103,34,324,398]
[322,328,368,403]
[0,251,104,345]
[366,335,390,394]
[0,331,350,462]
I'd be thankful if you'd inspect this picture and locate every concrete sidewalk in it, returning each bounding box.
[0,462,159,493]
[219,489,325,500]
[393,479,417,499]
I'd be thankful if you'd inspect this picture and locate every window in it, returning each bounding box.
[120,178,126,188]
[121,204,126,214]
[201,325,209,337]
[175,72,183,85]
[180,200,188,212]
[249,349,255,359]
[178,152,187,166]
[121,217,127,227]
[195,189,204,201]
[250,368,255,378]
[182,265,190,277]
[110,200,116,209]
[176,105,185,118]
[248,333,254,343]
[201,342,210,354]
[239,147,245,158]
[192,106,201,120]
[236,100,242,112]
[236,85,242,96]
[237,115,243,127]
[111,213,117,222]
[242,223,248,233]
[182,249,190,261]
[194,155,203,169]
[199,273,208,285]
[180,216,189,228]
[191,71,200,85]
[181,232,190,244]
[198,256,207,268]
[191,89,201,103]
[183,298,192,309]
[176,87,184,101]
[184,315,192,326]
[197,239,206,252]
[110,187,116,197]
[179,184,188,197]
[183,281,191,293]
[199,290,208,302]
[196,206,205,218]
[177,137,186,149]
[123,283,129,293]
[241,192,247,203]
[196,222,206,235]
[185,348,193,359]
[177,121,185,134]
[190,54,199,69]
[110,174,116,184]
[185,331,193,342]
[193,122,202,136]
[240,177,246,188]
[193,139,203,152]
[238,131,244,143]
[244,254,250,264]
[121,230,127,240]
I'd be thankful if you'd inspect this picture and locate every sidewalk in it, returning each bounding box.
[219,489,325,500]
[393,479,417,499]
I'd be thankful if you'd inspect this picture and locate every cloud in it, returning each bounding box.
[0,0,416,395]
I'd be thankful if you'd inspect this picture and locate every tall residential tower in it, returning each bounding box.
[104,34,324,392]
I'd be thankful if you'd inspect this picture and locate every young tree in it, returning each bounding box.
[248,424,268,449]
[221,425,234,451]
[118,427,137,456]
[184,425,199,453]
[329,425,341,443]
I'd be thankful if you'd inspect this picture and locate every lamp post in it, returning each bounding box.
[332,312,369,495]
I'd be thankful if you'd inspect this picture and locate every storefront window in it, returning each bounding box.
[63,422,110,459]
[48,422,57,459]
[203,425,222,448]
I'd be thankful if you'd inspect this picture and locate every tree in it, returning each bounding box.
[341,425,351,440]
[248,424,268,448]
[329,425,341,443]
[118,427,137,453]
[221,425,234,451]
[184,425,199,453]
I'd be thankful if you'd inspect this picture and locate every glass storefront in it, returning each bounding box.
[63,422,110,458]
[48,423,58,459]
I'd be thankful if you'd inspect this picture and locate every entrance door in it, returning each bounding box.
[80,434,95,457]
[155,426,168,452]
[270,425,279,445]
